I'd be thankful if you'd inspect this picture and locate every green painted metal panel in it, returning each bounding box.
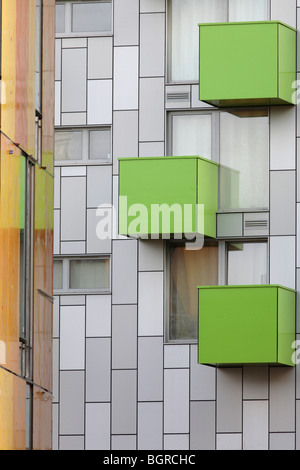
[199,21,296,107]
[277,287,296,367]
[198,285,296,366]
[278,23,297,105]
[118,156,218,239]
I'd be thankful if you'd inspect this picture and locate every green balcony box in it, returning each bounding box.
[118,156,219,239]
[198,285,295,366]
[199,21,296,107]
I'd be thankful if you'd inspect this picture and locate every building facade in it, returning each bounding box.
[0,0,55,450]
[53,0,300,450]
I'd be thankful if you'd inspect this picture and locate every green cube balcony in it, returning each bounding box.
[118,156,219,239]
[198,285,296,367]
[199,21,296,107]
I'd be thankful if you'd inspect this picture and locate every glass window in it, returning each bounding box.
[89,129,111,160]
[69,259,110,290]
[54,128,111,163]
[171,113,212,159]
[168,0,269,82]
[168,0,227,82]
[53,260,63,290]
[72,2,112,33]
[227,241,268,285]
[228,0,268,21]
[168,241,218,341]
[55,4,65,33]
[19,157,27,341]
[54,130,82,161]
[219,110,269,211]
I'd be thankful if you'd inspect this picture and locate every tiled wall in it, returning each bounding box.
[53,0,300,450]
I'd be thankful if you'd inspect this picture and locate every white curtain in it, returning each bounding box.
[169,0,268,82]
[69,259,109,289]
[172,114,212,159]
[170,0,227,81]
[227,242,267,285]
[219,111,269,210]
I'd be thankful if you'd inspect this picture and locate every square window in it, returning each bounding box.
[72,2,111,33]
[55,130,82,161]
[89,129,111,160]
[53,257,110,293]
[56,1,112,36]
[227,241,268,285]
[54,127,111,163]
[69,258,110,290]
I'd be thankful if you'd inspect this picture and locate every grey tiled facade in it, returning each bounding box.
[53,0,300,450]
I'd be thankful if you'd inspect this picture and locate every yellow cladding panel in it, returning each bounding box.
[0,136,22,374]
[1,0,17,140]
[0,368,26,450]
[28,0,36,157]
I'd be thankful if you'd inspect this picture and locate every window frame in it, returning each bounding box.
[167,107,270,213]
[55,0,113,38]
[166,0,271,84]
[165,237,269,344]
[53,256,111,294]
[54,125,112,165]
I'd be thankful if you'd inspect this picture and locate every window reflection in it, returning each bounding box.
[169,242,218,341]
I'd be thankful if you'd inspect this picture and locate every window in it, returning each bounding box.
[219,110,269,211]
[168,109,269,212]
[167,241,218,341]
[167,239,268,342]
[170,113,213,160]
[55,1,112,36]
[53,257,110,292]
[54,127,111,163]
[167,0,269,82]
[227,241,268,285]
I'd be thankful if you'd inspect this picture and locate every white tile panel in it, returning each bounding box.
[61,176,86,241]
[270,236,296,289]
[164,344,189,368]
[243,401,268,450]
[61,48,86,113]
[113,47,138,110]
[216,433,242,450]
[163,434,189,450]
[87,208,111,254]
[138,271,163,336]
[139,77,164,141]
[60,306,85,370]
[140,13,165,77]
[61,241,86,254]
[61,112,86,126]
[114,0,139,46]
[140,0,165,12]
[86,294,111,337]
[270,106,296,170]
[138,402,163,450]
[55,81,61,126]
[85,403,110,450]
[271,0,296,28]
[164,369,189,434]
[88,37,112,79]
[87,165,112,207]
[87,79,112,125]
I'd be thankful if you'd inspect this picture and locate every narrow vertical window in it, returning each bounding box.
[168,241,218,341]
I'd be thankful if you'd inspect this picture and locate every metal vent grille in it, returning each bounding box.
[244,219,268,228]
[166,92,190,102]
